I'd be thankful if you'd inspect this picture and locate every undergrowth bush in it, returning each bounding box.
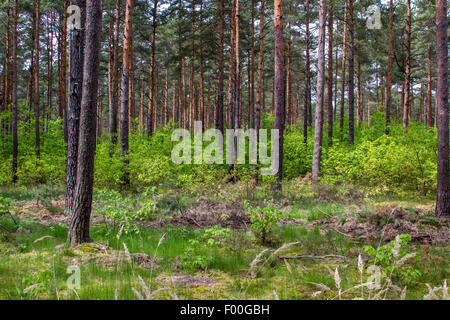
[0,110,439,197]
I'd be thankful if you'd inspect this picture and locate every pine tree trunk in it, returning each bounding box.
[216,0,225,133]
[312,0,326,183]
[435,0,449,218]
[68,0,103,246]
[197,1,205,131]
[148,0,158,135]
[286,24,291,126]
[340,0,348,133]
[46,11,54,130]
[249,0,256,128]
[3,7,10,117]
[227,0,236,130]
[304,0,311,143]
[109,0,120,147]
[65,0,86,216]
[386,0,394,134]
[273,0,285,191]
[427,46,433,127]
[348,0,355,145]
[255,0,265,135]
[11,0,18,184]
[34,0,41,158]
[120,0,133,186]
[327,3,334,146]
[403,1,411,133]
[356,54,362,127]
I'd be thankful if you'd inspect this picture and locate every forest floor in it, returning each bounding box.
[0,181,449,300]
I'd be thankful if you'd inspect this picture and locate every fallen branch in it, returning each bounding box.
[278,254,346,260]
[317,208,334,219]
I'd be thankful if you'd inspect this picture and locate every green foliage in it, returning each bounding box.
[0,196,13,218]
[179,225,231,271]
[364,234,422,284]
[94,190,156,237]
[180,245,214,271]
[322,112,437,195]
[201,225,232,246]
[244,201,284,244]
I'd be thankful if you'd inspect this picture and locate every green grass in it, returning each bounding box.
[0,182,448,300]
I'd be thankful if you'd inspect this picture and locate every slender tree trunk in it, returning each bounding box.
[304,0,311,144]
[348,0,355,145]
[65,0,86,217]
[340,0,348,133]
[148,0,158,135]
[249,0,255,128]
[3,8,10,117]
[199,1,205,131]
[68,0,103,246]
[286,24,291,126]
[356,54,362,127]
[255,0,265,135]
[109,0,120,147]
[164,68,169,126]
[46,11,54,130]
[427,46,433,127]
[386,0,394,134]
[97,85,102,137]
[419,82,424,122]
[403,0,411,133]
[312,0,326,183]
[11,0,18,183]
[436,0,449,218]
[227,0,236,130]
[34,0,41,158]
[334,44,338,121]
[120,0,133,186]
[273,0,285,191]
[128,26,135,130]
[327,3,333,146]
[139,71,145,129]
[216,0,225,133]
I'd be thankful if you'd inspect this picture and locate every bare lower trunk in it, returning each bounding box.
[403,0,411,133]
[11,0,18,183]
[435,0,449,218]
[312,0,326,183]
[34,0,41,158]
[327,3,333,146]
[65,0,86,216]
[386,0,394,134]
[273,0,285,191]
[120,0,133,186]
[68,0,103,246]
[348,0,355,145]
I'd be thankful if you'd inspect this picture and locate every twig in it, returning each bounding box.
[278,254,346,260]
[328,226,354,238]
[317,208,334,219]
